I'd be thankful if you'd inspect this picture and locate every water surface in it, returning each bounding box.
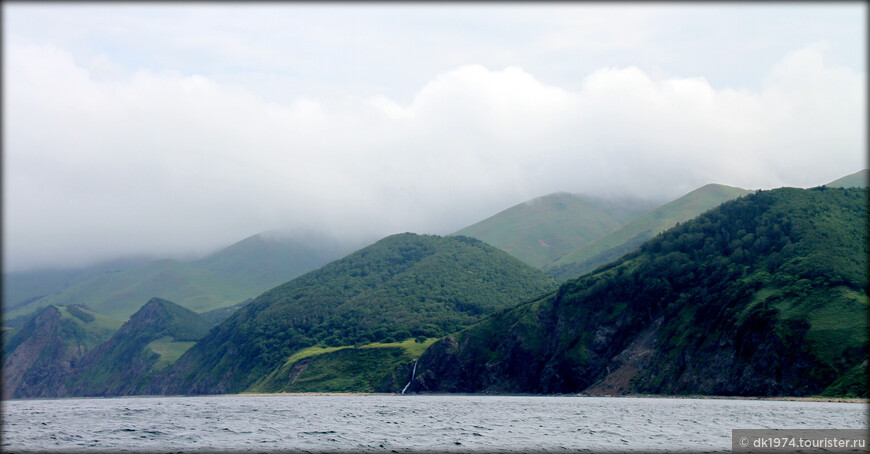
[3,395,866,453]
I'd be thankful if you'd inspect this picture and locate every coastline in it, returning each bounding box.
[6,392,865,403]
[229,391,868,403]
[577,393,868,404]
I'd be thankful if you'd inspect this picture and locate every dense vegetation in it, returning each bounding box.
[452,192,656,268]
[5,173,865,398]
[248,338,437,393]
[156,233,558,395]
[543,184,752,281]
[65,298,210,396]
[412,187,868,397]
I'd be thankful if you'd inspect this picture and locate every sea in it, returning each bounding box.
[2,394,866,453]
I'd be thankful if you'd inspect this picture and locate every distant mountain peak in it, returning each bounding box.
[453,192,658,268]
[412,187,868,397]
[156,232,558,395]
[825,169,869,188]
[544,183,752,280]
[121,297,210,342]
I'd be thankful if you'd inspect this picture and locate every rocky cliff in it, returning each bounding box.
[410,187,868,397]
[2,305,121,398]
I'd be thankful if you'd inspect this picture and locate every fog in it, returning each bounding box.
[3,4,865,271]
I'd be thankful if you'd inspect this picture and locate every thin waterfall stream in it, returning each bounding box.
[401,360,418,395]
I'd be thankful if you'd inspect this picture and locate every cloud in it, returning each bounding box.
[3,42,865,271]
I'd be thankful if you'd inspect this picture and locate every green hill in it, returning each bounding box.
[544,184,753,280]
[198,299,253,327]
[65,298,210,397]
[410,187,867,397]
[2,305,122,398]
[156,233,559,395]
[5,232,364,321]
[2,257,148,321]
[247,338,438,394]
[826,169,868,188]
[452,192,657,268]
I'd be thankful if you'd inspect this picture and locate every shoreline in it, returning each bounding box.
[7,392,866,403]
[578,394,868,404]
[229,392,868,403]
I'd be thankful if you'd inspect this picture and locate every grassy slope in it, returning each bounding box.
[66,297,211,396]
[158,233,559,395]
[2,257,148,316]
[544,184,752,281]
[452,192,657,268]
[55,305,125,350]
[412,187,867,397]
[3,305,123,357]
[247,338,438,393]
[825,169,868,188]
[146,336,198,372]
[6,233,362,320]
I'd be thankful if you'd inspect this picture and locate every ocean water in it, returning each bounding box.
[2,394,866,453]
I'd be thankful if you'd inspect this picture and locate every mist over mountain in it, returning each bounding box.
[3,232,367,321]
[3,171,866,399]
[452,192,658,269]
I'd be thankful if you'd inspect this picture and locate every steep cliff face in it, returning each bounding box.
[2,299,209,398]
[67,297,210,397]
[2,305,121,398]
[411,187,868,397]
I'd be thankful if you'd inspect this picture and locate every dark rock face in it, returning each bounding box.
[3,307,91,398]
[635,314,822,396]
[410,188,868,398]
[411,291,838,397]
[66,298,210,397]
[3,298,209,398]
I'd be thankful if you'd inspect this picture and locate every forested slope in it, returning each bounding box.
[411,187,868,397]
[156,233,558,395]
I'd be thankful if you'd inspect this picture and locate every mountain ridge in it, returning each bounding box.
[452,192,658,268]
[66,297,210,397]
[4,232,365,321]
[409,186,868,397]
[825,169,868,188]
[154,233,559,395]
[2,305,122,398]
[543,183,753,280]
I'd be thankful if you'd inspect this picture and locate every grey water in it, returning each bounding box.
[2,395,866,453]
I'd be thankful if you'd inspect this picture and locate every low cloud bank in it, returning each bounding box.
[4,43,865,271]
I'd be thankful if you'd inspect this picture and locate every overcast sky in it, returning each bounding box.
[3,3,866,272]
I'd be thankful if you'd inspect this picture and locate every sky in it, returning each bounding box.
[3,3,867,272]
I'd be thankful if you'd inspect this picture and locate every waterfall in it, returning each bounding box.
[400,360,418,395]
